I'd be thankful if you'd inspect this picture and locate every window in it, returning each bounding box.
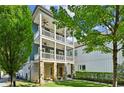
[75,50,78,56]
[42,48,45,52]
[69,51,72,56]
[78,65,86,71]
[50,49,54,54]
[59,51,63,55]
[82,65,86,70]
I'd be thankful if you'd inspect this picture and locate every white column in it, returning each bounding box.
[64,27,67,62]
[72,31,75,63]
[54,24,56,61]
[39,13,44,83]
[64,27,67,79]
[53,62,57,80]
[72,31,75,75]
[39,13,42,61]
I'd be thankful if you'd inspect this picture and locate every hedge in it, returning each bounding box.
[75,71,124,85]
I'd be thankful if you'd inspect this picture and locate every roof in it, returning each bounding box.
[74,42,84,48]
[32,5,53,19]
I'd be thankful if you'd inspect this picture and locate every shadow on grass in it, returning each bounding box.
[16,80,40,87]
[54,80,111,87]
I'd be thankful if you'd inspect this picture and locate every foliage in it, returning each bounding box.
[75,71,124,85]
[51,5,124,87]
[0,6,33,86]
[51,5,124,53]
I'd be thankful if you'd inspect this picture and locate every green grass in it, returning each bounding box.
[16,80,112,87]
[16,80,41,87]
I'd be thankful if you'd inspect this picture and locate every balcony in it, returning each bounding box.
[66,40,73,45]
[42,52,54,60]
[56,54,65,61]
[56,34,65,43]
[34,28,74,46]
[42,29,54,39]
[66,56,73,61]
[33,53,73,62]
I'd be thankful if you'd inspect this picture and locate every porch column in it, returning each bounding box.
[53,62,57,81]
[72,31,75,76]
[54,24,56,60]
[39,13,44,83]
[64,27,67,79]
[64,27,67,62]
[64,63,68,80]
[39,14,42,60]
[39,62,44,82]
[72,31,75,63]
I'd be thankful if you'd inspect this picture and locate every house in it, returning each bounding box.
[74,43,124,72]
[18,5,75,83]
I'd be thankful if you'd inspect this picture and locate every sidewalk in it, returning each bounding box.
[0,75,10,87]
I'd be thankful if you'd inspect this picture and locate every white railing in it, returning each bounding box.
[66,56,73,61]
[42,29,54,39]
[34,54,39,60]
[56,34,65,42]
[56,54,65,61]
[66,40,73,45]
[34,53,73,62]
[34,31,39,40]
[42,52,54,59]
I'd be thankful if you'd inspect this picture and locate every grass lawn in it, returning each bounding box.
[16,80,112,87]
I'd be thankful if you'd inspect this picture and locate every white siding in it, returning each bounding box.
[75,46,124,72]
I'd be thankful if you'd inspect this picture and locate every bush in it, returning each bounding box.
[75,71,124,85]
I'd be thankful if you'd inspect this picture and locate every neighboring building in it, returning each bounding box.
[75,43,124,72]
[19,6,75,82]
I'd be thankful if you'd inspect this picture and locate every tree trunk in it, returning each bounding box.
[10,73,16,87]
[112,41,118,87]
[12,74,16,87]
[10,74,13,87]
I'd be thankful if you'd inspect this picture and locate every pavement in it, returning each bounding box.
[0,75,10,87]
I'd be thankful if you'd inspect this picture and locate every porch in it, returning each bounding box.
[31,62,74,82]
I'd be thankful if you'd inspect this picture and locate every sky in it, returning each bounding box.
[29,5,36,13]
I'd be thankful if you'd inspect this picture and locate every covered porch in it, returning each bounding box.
[31,62,74,82]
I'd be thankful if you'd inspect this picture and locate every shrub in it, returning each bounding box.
[75,71,124,85]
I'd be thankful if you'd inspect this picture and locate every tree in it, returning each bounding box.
[0,6,33,87]
[51,5,124,87]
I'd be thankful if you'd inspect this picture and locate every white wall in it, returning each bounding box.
[18,62,39,82]
[66,63,71,75]
[75,46,124,72]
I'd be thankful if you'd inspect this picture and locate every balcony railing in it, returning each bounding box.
[66,40,73,45]
[66,56,73,61]
[34,28,73,45]
[34,53,73,62]
[42,52,54,59]
[56,34,65,43]
[42,29,54,39]
[56,54,65,61]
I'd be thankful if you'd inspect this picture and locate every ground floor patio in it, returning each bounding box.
[21,62,74,83]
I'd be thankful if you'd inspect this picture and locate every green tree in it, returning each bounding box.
[51,5,124,87]
[0,6,33,87]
